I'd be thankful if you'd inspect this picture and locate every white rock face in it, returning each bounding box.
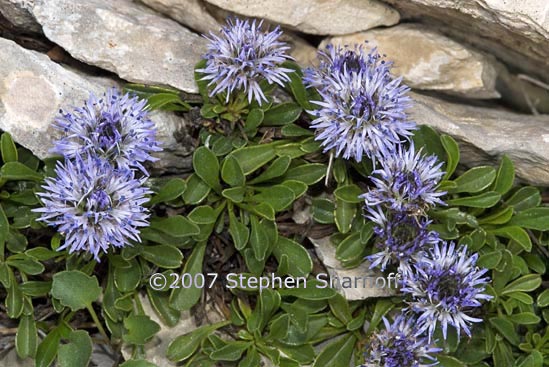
[31,0,207,93]
[322,24,500,99]
[203,0,400,35]
[138,0,220,34]
[410,92,549,186]
[0,38,192,173]
[380,0,549,83]
[0,0,41,32]
[310,237,396,300]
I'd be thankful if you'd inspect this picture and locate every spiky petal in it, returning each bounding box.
[363,314,441,367]
[33,155,151,261]
[401,241,493,341]
[304,44,415,162]
[53,88,161,174]
[197,18,293,105]
[362,142,446,214]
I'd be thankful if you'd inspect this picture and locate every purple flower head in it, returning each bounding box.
[53,88,161,174]
[33,155,152,261]
[401,241,493,341]
[362,142,446,213]
[365,207,440,275]
[197,18,293,105]
[363,314,441,367]
[304,45,415,162]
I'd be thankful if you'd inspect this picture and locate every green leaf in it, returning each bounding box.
[477,250,502,269]
[250,216,270,261]
[249,202,275,221]
[437,355,467,367]
[147,288,180,327]
[0,162,43,181]
[328,293,352,324]
[188,205,218,225]
[229,211,249,250]
[119,360,158,367]
[489,317,519,345]
[114,258,141,292]
[278,280,337,300]
[252,185,295,211]
[366,299,395,333]
[335,199,356,234]
[35,327,63,367]
[183,174,211,205]
[16,314,37,359]
[508,312,540,325]
[336,232,366,264]
[221,156,245,187]
[58,330,93,367]
[263,102,302,126]
[281,124,313,137]
[412,125,446,161]
[140,245,183,268]
[492,155,515,195]
[19,281,52,297]
[239,348,261,367]
[244,108,264,133]
[441,134,459,179]
[229,144,276,175]
[478,206,514,225]
[222,187,245,203]
[146,93,190,111]
[283,61,313,110]
[150,215,200,237]
[248,289,281,333]
[193,146,221,192]
[502,274,541,295]
[193,59,210,101]
[51,271,101,311]
[249,155,291,184]
[123,315,160,345]
[283,163,326,185]
[312,333,356,367]
[489,226,532,252]
[6,254,45,275]
[167,322,229,362]
[170,242,207,311]
[537,289,549,307]
[210,341,252,361]
[447,191,501,208]
[272,237,313,277]
[508,207,549,230]
[281,180,307,199]
[1,132,18,163]
[449,166,496,194]
[505,187,541,212]
[333,184,363,203]
[312,198,334,224]
[149,178,186,205]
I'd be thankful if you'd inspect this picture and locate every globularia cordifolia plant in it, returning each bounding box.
[3,15,545,367]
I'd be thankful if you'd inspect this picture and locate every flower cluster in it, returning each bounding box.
[304,44,415,162]
[33,88,160,261]
[197,17,293,105]
[363,315,441,367]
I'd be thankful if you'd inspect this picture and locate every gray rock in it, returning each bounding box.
[322,24,500,99]
[203,0,400,35]
[31,0,207,93]
[410,92,549,186]
[310,237,396,301]
[0,37,192,174]
[0,0,41,33]
[138,0,220,34]
[380,0,549,85]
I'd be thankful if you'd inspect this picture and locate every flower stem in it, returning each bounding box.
[86,304,109,341]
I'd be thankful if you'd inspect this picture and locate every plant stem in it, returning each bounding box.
[86,304,109,342]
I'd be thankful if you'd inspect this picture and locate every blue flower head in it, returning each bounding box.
[53,88,161,174]
[401,241,493,341]
[33,155,152,261]
[365,207,440,275]
[362,142,446,214]
[197,18,293,105]
[304,44,415,162]
[363,314,441,367]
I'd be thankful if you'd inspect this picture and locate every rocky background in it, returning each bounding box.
[0,0,548,365]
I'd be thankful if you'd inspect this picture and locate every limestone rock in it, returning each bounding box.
[203,0,400,35]
[410,92,549,186]
[380,0,549,84]
[31,0,207,93]
[310,237,396,300]
[0,0,41,33]
[138,0,220,34]
[322,24,499,99]
[0,37,192,174]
